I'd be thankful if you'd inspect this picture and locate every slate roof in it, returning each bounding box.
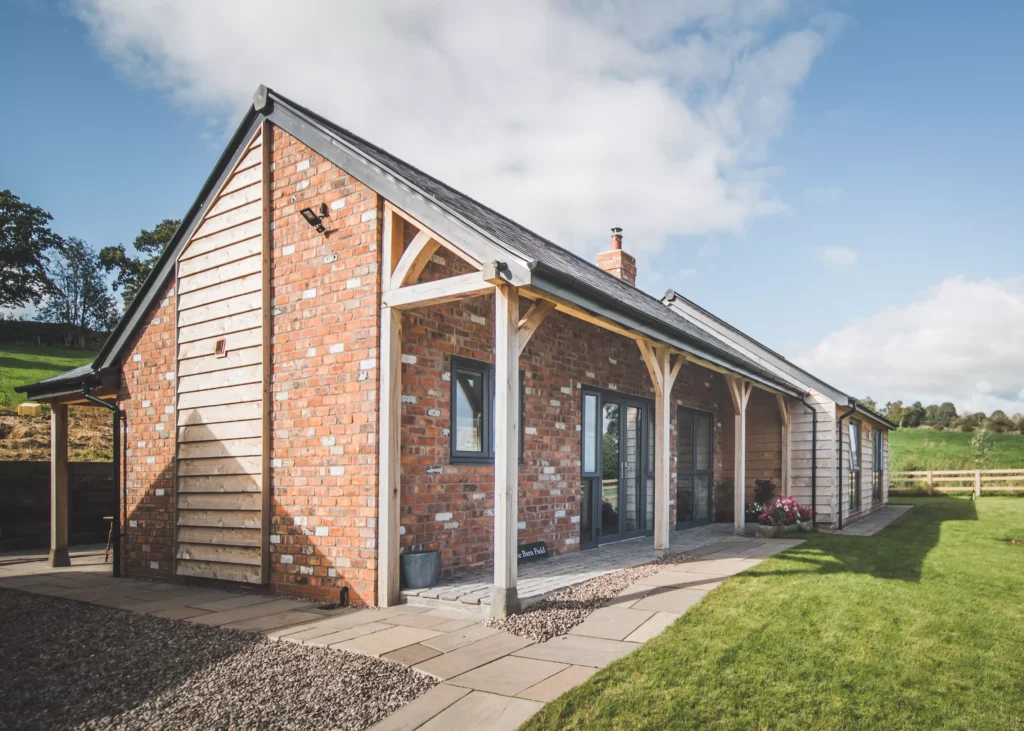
[20,86,803,400]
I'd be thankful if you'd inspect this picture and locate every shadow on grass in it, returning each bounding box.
[751,497,978,583]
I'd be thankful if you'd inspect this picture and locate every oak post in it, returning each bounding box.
[490,283,520,617]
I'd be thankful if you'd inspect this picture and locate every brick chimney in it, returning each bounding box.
[596,227,636,286]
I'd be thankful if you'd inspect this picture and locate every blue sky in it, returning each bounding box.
[3,1,1023,414]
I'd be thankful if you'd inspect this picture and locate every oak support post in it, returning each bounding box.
[49,403,70,568]
[490,283,521,617]
[727,377,752,536]
[377,211,403,607]
[777,394,791,496]
[974,470,982,498]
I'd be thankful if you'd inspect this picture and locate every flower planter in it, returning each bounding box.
[400,550,440,589]
[755,523,803,538]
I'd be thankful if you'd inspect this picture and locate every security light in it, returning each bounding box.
[300,207,325,233]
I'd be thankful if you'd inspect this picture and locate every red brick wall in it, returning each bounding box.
[399,254,727,577]
[119,277,177,580]
[266,127,381,605]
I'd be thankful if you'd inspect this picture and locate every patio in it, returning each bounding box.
[401,524,736,613]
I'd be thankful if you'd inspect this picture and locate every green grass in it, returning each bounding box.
[524,497,1024,730]
[0,343,95,411]
[891,428,1024,471]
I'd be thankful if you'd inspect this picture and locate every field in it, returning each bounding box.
[525,497,1024,730]
[0,342,109,461]
[890,427,1024,471]
[0,343,95,411]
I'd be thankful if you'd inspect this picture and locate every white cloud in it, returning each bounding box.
[795,276,1024,414]
[697,242,721,258]
[71,0,834,258]
[815,245,857,269]
[803,185,843,203]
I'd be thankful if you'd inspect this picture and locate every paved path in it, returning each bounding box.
[833,504,914,536]
[0,533,803,730]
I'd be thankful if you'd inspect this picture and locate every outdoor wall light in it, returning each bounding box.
[300,206,326,233]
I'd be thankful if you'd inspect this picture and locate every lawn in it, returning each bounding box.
[525,497,1024,730]
[0,343,95,411]
[891,428,1024,471]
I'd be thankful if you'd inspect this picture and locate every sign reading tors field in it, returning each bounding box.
[174,123,271,584]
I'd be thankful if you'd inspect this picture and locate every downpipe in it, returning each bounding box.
[83,384,123,579]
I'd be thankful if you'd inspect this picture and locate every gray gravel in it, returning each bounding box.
[0,588,437,731]
[486,552,697,642]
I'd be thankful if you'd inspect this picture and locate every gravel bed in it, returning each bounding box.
[0,588,437,731]
[486,552,697,642]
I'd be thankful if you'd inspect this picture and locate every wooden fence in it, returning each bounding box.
[0,462,115,551]
[891,469,1024,496]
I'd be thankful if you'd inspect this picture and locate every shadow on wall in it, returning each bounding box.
[748,497,978,584]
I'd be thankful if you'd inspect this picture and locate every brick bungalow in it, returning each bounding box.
[21,86,895,616]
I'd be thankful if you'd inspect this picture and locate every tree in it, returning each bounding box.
[859,396,878,412]
[99,218,179,306]
[902,401,926,428]
[39,237,117,347]
[987,409,1015,434]
[884,400,906,427]
[0,189,63,309]
[970,425,994,468]
[934,402,958,428]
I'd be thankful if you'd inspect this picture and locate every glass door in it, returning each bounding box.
[676,408,714,528]
[581,388,649,546]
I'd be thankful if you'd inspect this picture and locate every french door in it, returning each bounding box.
[677,407,714,528]
[580,388,651,547]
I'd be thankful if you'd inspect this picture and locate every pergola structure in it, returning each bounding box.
[376,203,802,617]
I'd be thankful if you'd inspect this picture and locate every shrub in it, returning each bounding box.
[757,496,812,527]
[753,479,776,505]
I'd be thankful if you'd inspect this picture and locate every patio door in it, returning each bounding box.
[676,407,714,528]
[580,388,650,547]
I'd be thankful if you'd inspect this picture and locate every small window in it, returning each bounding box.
[582,393,598,475]
[449,356,524,463]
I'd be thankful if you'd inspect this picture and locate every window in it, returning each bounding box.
[449,356,524,463]
[872,428,884,504]
[848,420,862,511]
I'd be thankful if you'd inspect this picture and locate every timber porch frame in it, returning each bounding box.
[376,203,802,617]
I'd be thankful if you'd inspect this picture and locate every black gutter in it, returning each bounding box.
[82,384,123,579]
[800,395,818,529]
[529,262,804,398]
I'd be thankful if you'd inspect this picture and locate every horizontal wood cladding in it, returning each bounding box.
[174,126,270,584]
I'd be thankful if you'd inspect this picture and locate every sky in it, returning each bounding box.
[3,0,1023,416]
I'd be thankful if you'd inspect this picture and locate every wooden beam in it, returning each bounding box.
[49,403,70,567]
[490,284,520,618]
[637,340,664,395]
[667,353,685,391]
[382,271,494,310]
[382,208,404,290]
[517,300,555,357]
[384,201,482,270]
[727,376,750,536]
[259,117,272,584]
[390,230,441,288]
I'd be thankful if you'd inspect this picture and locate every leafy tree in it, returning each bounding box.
[969,425,994,468]
[1014,414,1024,435]
[934,402,958,428]
[859,396,878,412]
[39,237,118,347]
[957,412,987,433]
[987,410,1015,434]
[883,400,906,427]
[902,401,926,428]
[99,218,179,306]
[0,189,63,309]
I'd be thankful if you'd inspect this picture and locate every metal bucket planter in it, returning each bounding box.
[755,523,804,538]
[400,550,440,590]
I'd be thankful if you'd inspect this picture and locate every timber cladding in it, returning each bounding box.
[173,124,270,584]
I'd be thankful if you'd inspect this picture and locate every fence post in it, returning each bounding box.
[926,470,933,492]
[975,470,982,498]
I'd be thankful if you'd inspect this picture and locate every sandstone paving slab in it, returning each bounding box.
[568,606,654,641]
[149,606,211,620]
[335,625,446,657]
[186,598,303,626]
[310,622,395,647]
[426,617,478,634]
[603,581,656,609]
[624,611,680,643]
[513,634,636,668]
[90,592,168,609]
[420,622,499,654]
[130,591,235,614]
[415,691,543,731]
[190,594,278,612]
[448,656,569,696]
[382,642,442,667]
[223,610,323,633]
[415,631,534,680]
[368,684,472,731]
[381,613,455,629]
[631,587,708,614]
[517,664,598,703]
[634,571,724,590]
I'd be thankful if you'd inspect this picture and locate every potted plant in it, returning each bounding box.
[755,496,814,537]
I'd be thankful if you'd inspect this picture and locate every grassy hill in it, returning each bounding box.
[0,343,96,411]
[890,428,1024,472]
